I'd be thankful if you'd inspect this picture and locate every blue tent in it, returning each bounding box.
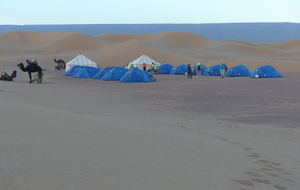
[101,67,128,81]
[88,67,101,78]
[72,66,101,78]
[226,65,252,77]
[63,65,81,76]
[120,68,155,83]
[92,67,113,79]
[157,64,173,74]
[170,64,187,75]
[250,65,282,78]
[192,64,207,75]
[72,67,90,78]
[203,65,221,76]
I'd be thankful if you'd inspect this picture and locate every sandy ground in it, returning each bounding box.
[0,31,300,189]
[0,68,299,190]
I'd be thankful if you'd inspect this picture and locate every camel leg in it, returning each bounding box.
[28,72,32,83]
[38,73,42,84]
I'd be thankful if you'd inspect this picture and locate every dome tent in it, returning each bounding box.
[92,67,114,79]
[170,64,187,75]
[250,65,282,78]
[157,64,173,74]
[226,65,252,77]
[72,66,100,78]
[101,67,128,81]
[120,68,155,83]
[63,65,81,76]
[203,65,221,76]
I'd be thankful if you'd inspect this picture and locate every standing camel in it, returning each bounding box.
[17,63,43,83]
[54,59,66,70]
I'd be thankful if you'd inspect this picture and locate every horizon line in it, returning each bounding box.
[0,22,299,26]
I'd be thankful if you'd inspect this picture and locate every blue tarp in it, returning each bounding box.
[250,65,282,78]
[101,67,128,81]
[170,64,187,75]
[157,64,173,74]
[120,68,154,83]
[226,65,252,77]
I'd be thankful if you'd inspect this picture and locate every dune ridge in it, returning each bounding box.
[0,31,300,75]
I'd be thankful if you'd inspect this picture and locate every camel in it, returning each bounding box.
[0,70,17,81]
[17,63,43,83]
[54,59,66,70]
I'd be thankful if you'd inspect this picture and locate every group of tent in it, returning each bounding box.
[63,54,282,81]
[157,63,282,78]
[63,54,157,83]
[64,65,156,83]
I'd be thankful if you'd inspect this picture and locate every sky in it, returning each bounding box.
[1,0,299,25]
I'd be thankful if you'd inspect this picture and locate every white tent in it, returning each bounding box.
[126,55,161,70]
[65,53,99,72]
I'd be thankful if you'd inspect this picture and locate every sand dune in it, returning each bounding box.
[0,31,300,190]
[1,31,300,75]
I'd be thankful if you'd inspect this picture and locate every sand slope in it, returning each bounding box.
[0,31,300,190]
[1,72,300,190]
[1,31,300,75]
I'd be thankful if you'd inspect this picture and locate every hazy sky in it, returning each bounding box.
[1,0,299,25]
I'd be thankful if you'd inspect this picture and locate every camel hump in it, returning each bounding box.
[31,59,38,65]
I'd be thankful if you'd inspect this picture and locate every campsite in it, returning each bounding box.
[62,53,283,82]
[0,31,300,190]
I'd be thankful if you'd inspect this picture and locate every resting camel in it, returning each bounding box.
[54,59,66,70]
[17,63,43,83]
[0,70,17,81]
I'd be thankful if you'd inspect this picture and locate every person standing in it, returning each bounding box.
[142,62,147,71]
[220,63,226,78]
[187,64,192,79]
[196,63,202,78]
[151,62,155,74]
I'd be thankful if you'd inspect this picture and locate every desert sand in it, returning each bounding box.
[0,31,300,190]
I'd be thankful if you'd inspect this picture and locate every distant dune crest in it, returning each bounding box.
[1,23,300,42]
[0,30,300,76]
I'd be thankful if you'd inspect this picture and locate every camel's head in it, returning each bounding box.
[17,63,23,67]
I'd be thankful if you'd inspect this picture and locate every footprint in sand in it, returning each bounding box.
[247,152,260,158]
[234,179,254,186]
[273,184,288,190]
[252,178,271,184]
[244,171,264,177]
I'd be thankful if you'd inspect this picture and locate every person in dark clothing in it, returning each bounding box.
[187,64,192,79]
